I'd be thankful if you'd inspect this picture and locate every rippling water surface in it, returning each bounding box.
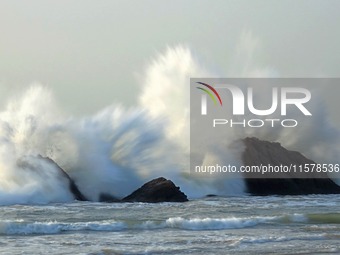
[0,195,339,255]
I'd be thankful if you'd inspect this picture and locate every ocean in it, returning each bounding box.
[1,47,340,255]
[0,195,339,255]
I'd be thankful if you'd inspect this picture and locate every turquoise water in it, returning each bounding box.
[0,195,339,255]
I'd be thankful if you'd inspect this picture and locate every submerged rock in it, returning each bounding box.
[122,177,188,202]
[99,193,121,202]
[242,137,340,195]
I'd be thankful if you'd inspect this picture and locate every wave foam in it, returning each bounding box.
[0,220,126,235]
[2,213,338,235]
[165,216,277,230]
[0,46,248,205]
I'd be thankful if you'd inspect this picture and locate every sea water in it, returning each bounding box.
[1,46,340,254]
[0,195,339,255]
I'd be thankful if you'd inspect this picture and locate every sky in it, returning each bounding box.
[1,0,340,115]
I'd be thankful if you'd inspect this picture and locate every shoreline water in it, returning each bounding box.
[0,195,339,255]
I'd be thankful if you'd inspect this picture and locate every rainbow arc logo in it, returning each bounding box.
[196,82,222,115]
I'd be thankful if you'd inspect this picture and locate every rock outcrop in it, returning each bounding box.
[122,177,188,202]
[37,156,88,201]
[16,155,87,201]
[15,156,188,203]
[242,137,340,195]
[99,193,121,202]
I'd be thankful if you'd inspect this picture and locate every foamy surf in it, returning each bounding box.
[0,46,248,206]
[0,220,126,235]
[0,216,279,235]
[2,213,339,235]
[0,195,339,254]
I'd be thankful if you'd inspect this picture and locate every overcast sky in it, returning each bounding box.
[1,0,340,115]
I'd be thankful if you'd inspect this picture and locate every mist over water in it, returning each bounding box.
[0,39,339,205]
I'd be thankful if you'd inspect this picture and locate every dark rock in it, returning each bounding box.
[99,193,121,203]
[36,155,88,201]
[122,177,188,203]
[245,178,340,195]
[242,137,340,195]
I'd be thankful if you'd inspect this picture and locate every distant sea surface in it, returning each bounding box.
[0,195,339,255]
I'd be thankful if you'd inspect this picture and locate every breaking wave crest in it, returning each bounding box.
[1,41,339,205]
[0,45,248,205]
[2,213,339,235]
